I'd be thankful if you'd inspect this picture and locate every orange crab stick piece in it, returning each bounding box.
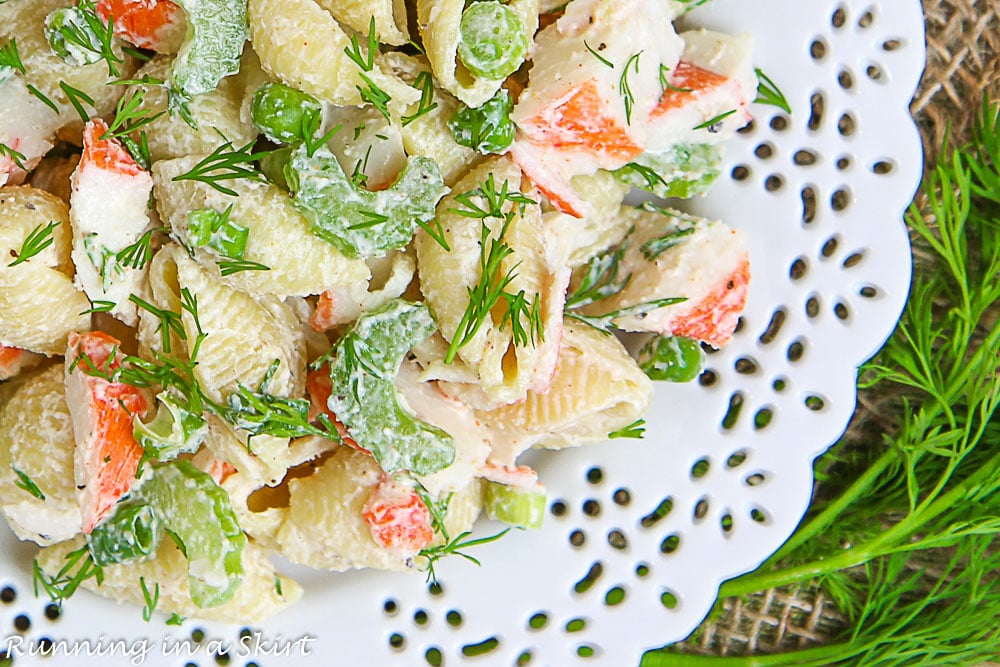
[96,0,186,52]
[309,291,338,332]
[653,60,732,117]
[79,118,144,177]
[64,331,150,533]
[669,258,750,348]
[0,344,44,381]
[190,447,238,486]
[362,476,434,554]
[72,119,154,327]
[511,78,646,217]
[519,80,644,163]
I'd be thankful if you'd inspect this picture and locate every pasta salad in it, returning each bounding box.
[0,0,769,623]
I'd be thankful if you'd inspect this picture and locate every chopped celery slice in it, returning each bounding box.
[86,501,162,566]
[327,299,456,475]
[484,481,546,529]
[133,391,208,462]
[285,145,447,259]
[186,207,249,260]
[138,460,245,608]
[169,0,249,105]
[613,143,722,200]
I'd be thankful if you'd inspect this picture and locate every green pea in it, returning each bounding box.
[448,88,515,154]
[457,1,528,80]
[251,82,323,145]
[637,335,704,382]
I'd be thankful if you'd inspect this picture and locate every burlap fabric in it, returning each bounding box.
[675,0,1000,656]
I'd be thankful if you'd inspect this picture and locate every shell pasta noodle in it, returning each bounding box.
[0,0,762,622]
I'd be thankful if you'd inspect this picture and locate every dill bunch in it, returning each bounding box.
[642,98,1000,666]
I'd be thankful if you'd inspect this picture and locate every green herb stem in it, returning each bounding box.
[745,449,896,574]
[720,443,1000,599]
[643,643,856,667]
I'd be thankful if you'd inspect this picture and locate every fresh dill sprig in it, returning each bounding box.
[416,482,453,543]
[32,544,103,610]
[674,0,711,10]
[444,175,543,363]
[217,258,270,276]
[80,300,117,315]
[566,243,686,333]
[59,80,95,123]
[402,71,438,126]
[418,528,510,586]
[139,576,159,622]
[449,173,535,219]
[8,220,60,267]
[130,294,185,354]
[178,287,206,361]
[171,140,272,197]
[0,38,26,77]
[72,295,336,446]
[347,208,387,231]
[620,51,642,125]
[301,111,341,158]
[608,419,645,439]
[753,67,791,114]
[693,109,737,132]
[220,360,341,444]
[415,217,451,252]
[344,17,392,121]
[115,227,167,270]
[645,97,1000,667]
[616,161,670,192]
[566,297,685,335]
[345,17,378,72]
[640,227,695,260]
[501,289,544,349]
[123,132,157,170]
[109,75,165,88]
[102,89,164,144]
[11,466,45,500]
[565,245,632,310]
[658,64,693,95]
[583,40,614,69]
[26,84,59,114]
[0,143,27,171]
[358,78,392,121]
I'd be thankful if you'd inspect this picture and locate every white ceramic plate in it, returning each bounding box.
[0,1,925,665]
